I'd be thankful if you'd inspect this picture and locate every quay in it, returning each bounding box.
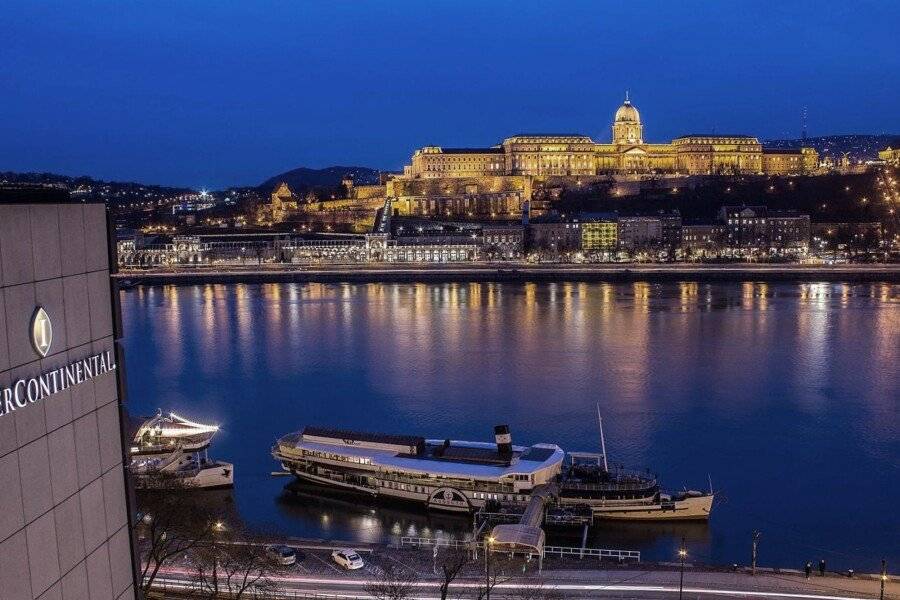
[114,262,900,285]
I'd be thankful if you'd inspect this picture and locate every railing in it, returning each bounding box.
[399,537,640,562]
[544,546,640,562]
[399,536,477,549]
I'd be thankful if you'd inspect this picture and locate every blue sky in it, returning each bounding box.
[1,1,898,188]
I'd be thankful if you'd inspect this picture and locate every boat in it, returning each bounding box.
[554,409,714,520]
[272,425,564,513]
[130,411,234,490]
[557,452,713,520]
[271,421,713,520]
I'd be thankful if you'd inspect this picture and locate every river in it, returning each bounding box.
[120,281,899,571]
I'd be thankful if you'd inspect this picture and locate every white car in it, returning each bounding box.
[331,549,364,570]
[265,544,297,566]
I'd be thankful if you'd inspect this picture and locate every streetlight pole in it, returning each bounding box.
[485,536,494,600]
[881,559,887,600]
[679,537,687,600]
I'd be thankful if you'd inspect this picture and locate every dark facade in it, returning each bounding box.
[682,224,726,254]
[718,205,769,250]
[481,224,525,258]
[767,211,811,251]
[527,221,582,253]
[0,194,138,600]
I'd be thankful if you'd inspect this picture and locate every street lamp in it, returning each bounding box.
[678,538,687,600]
[485,535,495,600]
[881,559,887,600]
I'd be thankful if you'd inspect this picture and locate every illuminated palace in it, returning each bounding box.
[403,95,819,178]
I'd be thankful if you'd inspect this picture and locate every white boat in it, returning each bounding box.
[556,410,713,521]
[272,425,564,513]
[271,422,713,521]
[130,411,234,490]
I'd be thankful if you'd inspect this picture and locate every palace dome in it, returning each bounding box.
[615,99,640,123]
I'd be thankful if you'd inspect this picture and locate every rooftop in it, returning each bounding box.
[674,134,756,140]
[302,426,424,448]
[762,147,803,154]
[440,147,505,154]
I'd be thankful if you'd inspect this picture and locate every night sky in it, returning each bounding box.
[2,1,899,188]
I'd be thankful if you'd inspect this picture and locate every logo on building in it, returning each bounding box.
[31,307,53,357]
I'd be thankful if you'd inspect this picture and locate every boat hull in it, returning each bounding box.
[134,461,234,490]
[288,470,477,513]
[586,494,713,521]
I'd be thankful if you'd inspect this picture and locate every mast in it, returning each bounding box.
[596,403,609,472]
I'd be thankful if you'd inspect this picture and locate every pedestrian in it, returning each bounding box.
[805,562,812,579]
[819,559,826,576]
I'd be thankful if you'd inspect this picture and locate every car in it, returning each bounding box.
[265,544,298,566]
[331,549,364,570]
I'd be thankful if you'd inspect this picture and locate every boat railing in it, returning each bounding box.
[560,479,657,492]
[380,473,517,495]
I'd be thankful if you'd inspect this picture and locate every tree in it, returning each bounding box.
[473,552,513,600]
[134,473,218,594]
[434,546,472,600]
[365,563,420,600]
[192,527,278,599]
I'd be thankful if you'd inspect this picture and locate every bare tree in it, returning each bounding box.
[134,473,217,594]
[192,529,278,600]
[365,563,421,600]
[473,553,513,600]
[434,546,472,600]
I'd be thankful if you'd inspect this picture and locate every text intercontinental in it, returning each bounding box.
[0,350,116,417]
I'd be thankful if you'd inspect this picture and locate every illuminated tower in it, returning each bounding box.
[612,91,643,145]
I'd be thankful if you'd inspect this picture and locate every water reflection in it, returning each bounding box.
[121,281,899,569]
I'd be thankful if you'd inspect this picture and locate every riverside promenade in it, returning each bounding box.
[115,263,900,285]
[145,536,897,600]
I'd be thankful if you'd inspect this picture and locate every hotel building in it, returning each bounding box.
[1,187,138,600]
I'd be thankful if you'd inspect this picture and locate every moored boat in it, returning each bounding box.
[271,421,713,521]
[130,411,234,490]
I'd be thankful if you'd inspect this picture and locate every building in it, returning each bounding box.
[658,211,683,252]
[617,216,663,251]
[260,181,298,223]
[402,95,818,179]
[682,223,726,256]
[581,220,618,252]
[719,205,769,250]
[1,189,138,600]
[878,147,900,166]
[482,223,525,258]
[527,220,582,253]
[762,148,818,175]
[767,211,811,253]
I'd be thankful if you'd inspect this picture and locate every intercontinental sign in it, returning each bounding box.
[0,307,116,418]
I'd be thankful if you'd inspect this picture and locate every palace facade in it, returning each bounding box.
[403,95,818,178]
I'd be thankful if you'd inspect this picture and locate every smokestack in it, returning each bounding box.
[494,425,512,460]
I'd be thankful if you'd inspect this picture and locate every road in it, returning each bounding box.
[151,568,895,600]
[146,544,897,600]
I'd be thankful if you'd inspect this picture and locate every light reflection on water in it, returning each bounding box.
[122,282,899,569]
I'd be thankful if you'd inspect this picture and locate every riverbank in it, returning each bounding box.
[115,263,900,285]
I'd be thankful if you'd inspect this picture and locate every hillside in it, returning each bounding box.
[0,171,193,205]
[259,166,381,192]
[557,172,889,223]
[763,134,900,162]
